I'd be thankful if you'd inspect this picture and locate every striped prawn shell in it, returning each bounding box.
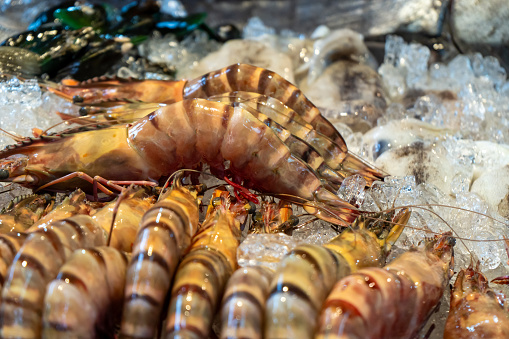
[120,187,200,339]
[163,206,242,339]
[0,232,27,289]
[316,239,454,339]
[0,215,107,339]
[264,227,391,339]
[220,266,274,339]
[183,64,343,148]
[42,246,129,339]
[208,91,385,186]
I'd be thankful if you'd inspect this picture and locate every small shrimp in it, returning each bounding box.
[219,199,293,339]
[0,193,53,232]
[27,189,91,230]
[42,246,129,339]
[250,199,298,234]
[315,233,455,339]
[48,64,345,148]
[0,232,28,289]
[0,99,360,226]
[0,215,107,338]
[120,184,202,339]
[264,208,410,339]
[162,187,247,339]
[444,264,509,338]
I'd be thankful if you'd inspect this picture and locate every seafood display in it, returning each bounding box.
[0,1,508,339]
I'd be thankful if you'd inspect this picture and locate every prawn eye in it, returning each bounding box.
[79,107,89,116]
[73,95,84,103]
[0,169,9,179]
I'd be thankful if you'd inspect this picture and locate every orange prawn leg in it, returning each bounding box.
[162,189,245,339]
[316,233,455,339]
[264,209,410,339]
[444,266,509,338]
[0,215,107,338]
[42,247,129,339]
[119,186,201,339]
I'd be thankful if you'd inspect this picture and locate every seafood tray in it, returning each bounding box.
[0,1,508,338]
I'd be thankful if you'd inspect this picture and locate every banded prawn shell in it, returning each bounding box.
[42,246,129,339]
[120,185,201,339]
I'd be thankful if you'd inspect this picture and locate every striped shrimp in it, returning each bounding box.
[444,264,509,338]
[48,64,346,150]
[265,208,410,339]
[42,246,129,339]
[162,187,248,339]
[220,266,274,339]
[315,233,455,339]
[219,199,295,339]
[0,232,27,289]
[0,99,361,226]
[120,184,202,339]
[0,215,107,338]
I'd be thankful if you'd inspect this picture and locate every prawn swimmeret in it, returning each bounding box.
[0,98,367,225]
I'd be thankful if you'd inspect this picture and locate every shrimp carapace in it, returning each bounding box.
[0,99,360,226]
[316,232,455,339]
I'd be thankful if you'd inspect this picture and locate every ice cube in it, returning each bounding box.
[237,233,298,271]
[292,219,339,246]
[337,174,366,207]
[160,0,187,17]
[0,76,42,107]
[242,17,276,40]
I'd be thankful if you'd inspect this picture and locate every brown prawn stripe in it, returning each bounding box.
[0,232,27,288]
[42,246,129,339]
[0,215,107,339]
[163,208,241,339]
[220,266,274,339]
[120,187,200,339]
[183,63,344,148]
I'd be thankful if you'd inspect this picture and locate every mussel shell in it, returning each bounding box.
[0,46,41,77]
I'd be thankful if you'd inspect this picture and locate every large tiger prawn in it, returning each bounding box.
[0,98,364,225]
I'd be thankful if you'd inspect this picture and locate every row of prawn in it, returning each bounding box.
[0,63,388,227]
[0,181,505,339]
